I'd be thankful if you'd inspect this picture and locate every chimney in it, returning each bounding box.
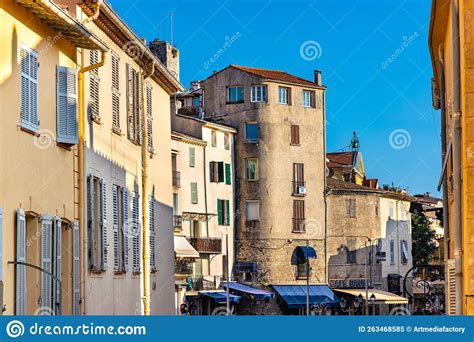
[149,38,180,81]
[314,70,322,86]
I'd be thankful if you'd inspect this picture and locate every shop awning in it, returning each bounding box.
[200,291,242,304]
[333,289,408,304]
[222,282,275,299]
[272,285,340,309]
[296,246,317,259]
[174,236,199,258]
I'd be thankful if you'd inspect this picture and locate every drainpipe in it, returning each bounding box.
[438,46,450,264]
[323,88,328,282]
[78,49,107,315]
[451,0,463,316]
[141,61,155,316]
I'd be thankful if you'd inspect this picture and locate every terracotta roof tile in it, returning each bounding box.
[326,152,356,168]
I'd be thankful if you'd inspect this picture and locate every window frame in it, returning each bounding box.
[345,199,357,218]
[278,86,291,105]
[227,86,244,103]
[245,122,259,143]
[251,85,267,103]
[20,44,39,132]
[245,158,259,181]
[290,124,300,145]
[302,89,315,108]
[245,200,260,221]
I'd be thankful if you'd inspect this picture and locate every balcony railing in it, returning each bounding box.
[175,261,193,275]
[292,218,305,233]
[189,276,219,291]
[188,237,222,254]
[172,170,181,188]
[292,181,306,196]
[173,215,182,229]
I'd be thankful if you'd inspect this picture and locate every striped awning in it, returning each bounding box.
[333,288,408,304]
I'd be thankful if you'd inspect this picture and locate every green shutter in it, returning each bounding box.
[225,200,230,225]
[217,199,223,225]
[189,147,195,167]
[191,183,198,204]
[225,163,231,185]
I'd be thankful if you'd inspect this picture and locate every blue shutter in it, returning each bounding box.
[86,175,95,270]
[122,188,129,273]
[40,215,53,313]
[149,195,156,272]
[132,191,140,274]
[72,220,80,315]
[16,209,26,315]
[112,185,119,272]
[53,217,62,315]
[20,46,39,131]
[56,66,78,144]
[100,178,108,271]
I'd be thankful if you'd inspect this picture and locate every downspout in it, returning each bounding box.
[78,49,107,315]
[451,0,463,315]
[323,88,328,282]
[141,61,155,316]
[438,46,450,264]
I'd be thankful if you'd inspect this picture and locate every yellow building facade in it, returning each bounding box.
[429,0,474,314]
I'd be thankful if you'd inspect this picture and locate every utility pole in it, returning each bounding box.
[226,231,230,315]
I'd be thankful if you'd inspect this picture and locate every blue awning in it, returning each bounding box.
[222,282,275,299]
[296,246,317,259]
[272,285,340,309]
[200,291,242,304]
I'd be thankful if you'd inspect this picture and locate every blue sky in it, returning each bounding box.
[109,0,440,196]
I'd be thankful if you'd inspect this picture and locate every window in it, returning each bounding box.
[210,161,225,183]
[400,240,409,264]
[293,163,305,195]
[111,52,120,132]
[390,240,395,265]
[132,191,140,274]
[89,50,100,121]
[112,185,129,273]
[211,130,217,147]
[400,205,406,220]
[217,199,230,226]
[251,85,267,103]
[347,248,357,264]
[291,125,300,145]
[126,63,142,145]
[245,122,259,143]
[292,200,305,232]
[224,133,230,150]
[225,163,232,185]
[375,201,379,216]
[302,90,315,107]
[245,158,258,181]
[227,86,244,103]
[192,96,200,107]
[191,220,206,238]
[191,182,198,204]
[345,199,356,218]
[189,147,196,167]
[146,83,153,152]
[296,260,310,279]
[20,45,39,131]
[56,66,78,144]
[246,201,260,221]
[87,175,108,273]
[278,86,290,104]
[389,201,394,218]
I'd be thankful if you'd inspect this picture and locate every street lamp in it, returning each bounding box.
[370,294,376,315]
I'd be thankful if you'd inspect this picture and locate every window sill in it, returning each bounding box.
[290,143,301,146]
[245,140,259,144]
[292,230,306,234]
[112,127,122,136]
[90,115,102,125]
[226,101,244,105]
[246,179,259,182]
[20,125,39,137]
[56,143,73,151]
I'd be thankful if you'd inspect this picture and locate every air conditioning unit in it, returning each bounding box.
[298,186,306,195]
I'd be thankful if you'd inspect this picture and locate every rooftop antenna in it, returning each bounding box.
[170,13,174,46]
[351,132,359,152]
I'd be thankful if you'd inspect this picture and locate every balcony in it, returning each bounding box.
[189,276,220,291]
[292,181,306,196]
[174,260,193,275]
[292,218,305,233]
[178,106,200,117]
[173,215,182,229]
[188,237,222,254]
[172,170,181,188]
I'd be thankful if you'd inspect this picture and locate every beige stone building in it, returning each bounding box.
[179,65,335,314]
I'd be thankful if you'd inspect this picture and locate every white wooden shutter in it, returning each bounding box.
[56,66,78,145]
[86,175,95,270]
[15,209,26,315]
[149,195,156,272]
[89,51,100,120]
[132,191,140,274]
[446,259,456,315]
[53,217,62,315]
[126,63,134,141]
[40,215,53,313]
[146,83,153,151]
[100,178,108,271]
[111,53,120,130]
[122,188,129,273]
[112,185,119,272]
[136,72,142,145]
[72,220,80,315]
[20,46,39,131]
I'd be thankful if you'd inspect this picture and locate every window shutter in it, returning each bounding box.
[112,185,119,272]
[149,194,156,272]
[53,217,62,315]
[15,208,26,315]
[122,188,129,272]
[86,175,95,270]
[136,72,143,145]
[189,147,195,167]
[209,161,215,182]
[225,163,231,185]
[89,51,100,120]
[291,125,300,145]
[20,47,39,131]
[217,199,223,225]
[112,53,120,131]
[225,200,230,225]
[218,162,224,182]
[126,63,134,141]
[191,183,198,204]
[72,220,80,315]
[57,66,78,144]
[132,191,140,274]
[40,215,53,313]
[146,83,153,151]
[446,259,456,315]
[100,179,108,271]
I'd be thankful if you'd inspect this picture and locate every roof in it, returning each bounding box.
[327,152,356,168]
[171,131,207,146]
[211,65,325,88]
[428,0,450,87]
